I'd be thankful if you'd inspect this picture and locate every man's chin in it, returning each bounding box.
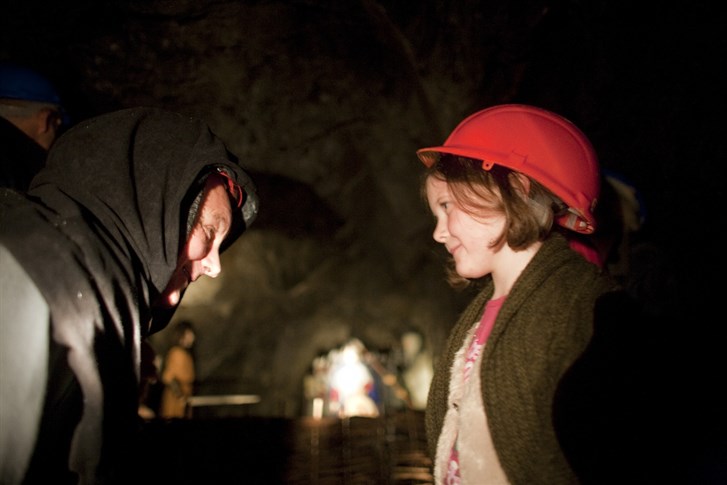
[163,288,182,307]
[157,276,190,308]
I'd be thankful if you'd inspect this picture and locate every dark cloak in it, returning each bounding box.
[0,107,258,483]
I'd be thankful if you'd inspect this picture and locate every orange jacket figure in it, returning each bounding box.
[160,321,196,418]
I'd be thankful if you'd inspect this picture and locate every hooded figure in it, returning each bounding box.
[0,107,258,484]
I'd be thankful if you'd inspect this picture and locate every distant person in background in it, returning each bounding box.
[328,339,379,418]
[567,169,676,319]
[0,61,69,190]
[566,169,645,277]
[398,329,433,411]
[159,320,197,419]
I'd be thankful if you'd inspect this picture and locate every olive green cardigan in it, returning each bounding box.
[425,233,620,484]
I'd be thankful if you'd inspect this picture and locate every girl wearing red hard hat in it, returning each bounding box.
[419,104,648,484]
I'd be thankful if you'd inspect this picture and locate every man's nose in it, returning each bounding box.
[202,251,222,278]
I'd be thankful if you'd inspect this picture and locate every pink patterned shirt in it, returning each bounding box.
[445,296,506,485]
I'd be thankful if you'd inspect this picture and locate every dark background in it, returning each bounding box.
[3,0,725,436]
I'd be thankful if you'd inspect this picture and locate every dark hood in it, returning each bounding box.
[30,106,258,305]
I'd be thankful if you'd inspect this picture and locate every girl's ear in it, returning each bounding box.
[509,172,532,199]
[511,171,553,227]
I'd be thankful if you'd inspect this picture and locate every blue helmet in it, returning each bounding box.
[0,61,70,125]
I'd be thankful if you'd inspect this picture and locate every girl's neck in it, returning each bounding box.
[490,241,542,299]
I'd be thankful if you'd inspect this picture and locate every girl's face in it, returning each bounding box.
[157,175,232,308]
[426,176,506,279]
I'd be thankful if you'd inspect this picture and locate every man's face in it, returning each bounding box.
[157,174,233,308]
[35,107,63,150]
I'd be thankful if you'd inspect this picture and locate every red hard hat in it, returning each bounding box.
[417,104,600,234]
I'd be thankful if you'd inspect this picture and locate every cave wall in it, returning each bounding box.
[3,0,724,417]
